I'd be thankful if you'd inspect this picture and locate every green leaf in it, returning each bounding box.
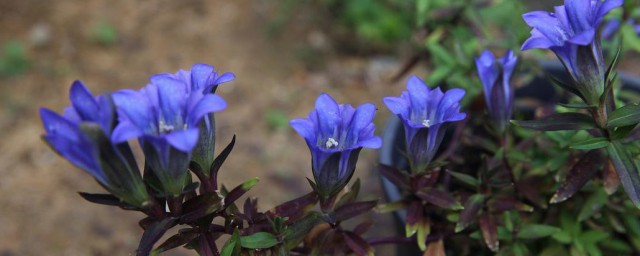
[517,224,561,239]
[240,232,279,249]
[558,102,594,109]
[570,137,609,150]
[447,170,480,187]
[220,229,241,256]
[455,194,486,232]
[606,104,640,128]
[607,141,640,208]
[511,112,597,131]
[577,188,608,221]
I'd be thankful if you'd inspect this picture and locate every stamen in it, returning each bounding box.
[422,120,431,128]
[325,138,339,148]
[159,121,175,133]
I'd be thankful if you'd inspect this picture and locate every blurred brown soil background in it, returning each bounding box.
[0,0,416,255]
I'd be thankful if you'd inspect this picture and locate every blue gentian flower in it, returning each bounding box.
[383,76,466,172]
[156,63,235,175]
[475,50,518,133]
[521,0,623,105]
[112,72,227,196]
[40,81,150,207]
[290,93,382,200]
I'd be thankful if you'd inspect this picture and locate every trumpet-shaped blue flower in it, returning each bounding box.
[156,63,236,174]
[290,93,382,200]
[40,81,149,207]
[383,76,466,172]
[112,72,227,196]
[475,50,518,133]
[521,0,623,105]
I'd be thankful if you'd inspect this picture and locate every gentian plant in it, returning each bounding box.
[39,0,640,255]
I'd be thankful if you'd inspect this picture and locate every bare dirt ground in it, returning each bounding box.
[0,0,409,255]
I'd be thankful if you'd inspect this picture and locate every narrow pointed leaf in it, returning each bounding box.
[220,228,241,256]
[151,230,199,254]
[375,201,406,213]
[512,112,597,131]
[78,192,137,210]
[240,232,279,249]
[417,188,463,210]
[224,177,259,206]
[181,192,224,223]
[604,45,622,88]
[558,102,594,109]
[447,170,480,187]
[416,217,431,251]
[479,212,498,252]
[353,220,374,235]
[334,200,378,221]
[548,75,585,101]
[136,218,177,256]
[517,224,561,239]
[283,211,321,250]
[271,191,319,220]
[607,104,640,128]
[405,201,422,237]
[378,164,410,190]
[570,137,609,150]
[550,150,604,204]
[344,231,374,256]
[607,142,640,208]
[210,135,236,185]
[456,194,486,232]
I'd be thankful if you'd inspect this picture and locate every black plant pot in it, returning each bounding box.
[378,60,640,255]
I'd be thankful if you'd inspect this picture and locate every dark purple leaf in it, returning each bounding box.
[517,176,547,208]
[455,194,486,232]
[416,188,463,210]
[479,212,498,252]
[378,164,410,190]
[271,191,319,221]
[550,150,603,204]
[344,231,374,256]
[511,112,597,131]
[490,197,533,212]
[334,200,378,221]
[607,142,640,208]
[603,159,620,195]
[209,135,236,188]
[181,193,223,223]
[136,217,177,256]
[353,220,373,235]
[78,192,137,210]
[415,169,441,189]
[224,177,259,206]
[151,229,199,254]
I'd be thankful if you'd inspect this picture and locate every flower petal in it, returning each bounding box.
[522,11,568,46]
[345,103,376,146]
[69,80,100,121]
[155,76,188,126]
[290,118,316,142]
[383,96,409,118]
[596,0,623,24]
[190,63,215,91]
[112,89,154,132]
[165,128,199,152]
[315,93,340,138]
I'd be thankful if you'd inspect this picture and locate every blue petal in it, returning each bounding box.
[190,63,215,91]
[596,0,623,24]
[111,121,144,143]
[165,128,199,152]
[568,28,595,45]
[522,11,569,46]
[155,76,188,126]
[345,103,376,147]
[564,0,593,34]
[187,94,226,126]
[215,72,235,84]
[522,29,556,50]
[290,118,316,142]
[69,80,100,122]
[358,136,382,149]
[112,89,154,132]
[406,76,429,121]
[315,93,340,139]
[40,108,79,141]
[383,96,409,118]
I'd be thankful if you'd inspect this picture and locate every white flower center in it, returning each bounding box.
[159,120,175,133]
[422,119,431,128]
[325,137,339,149]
